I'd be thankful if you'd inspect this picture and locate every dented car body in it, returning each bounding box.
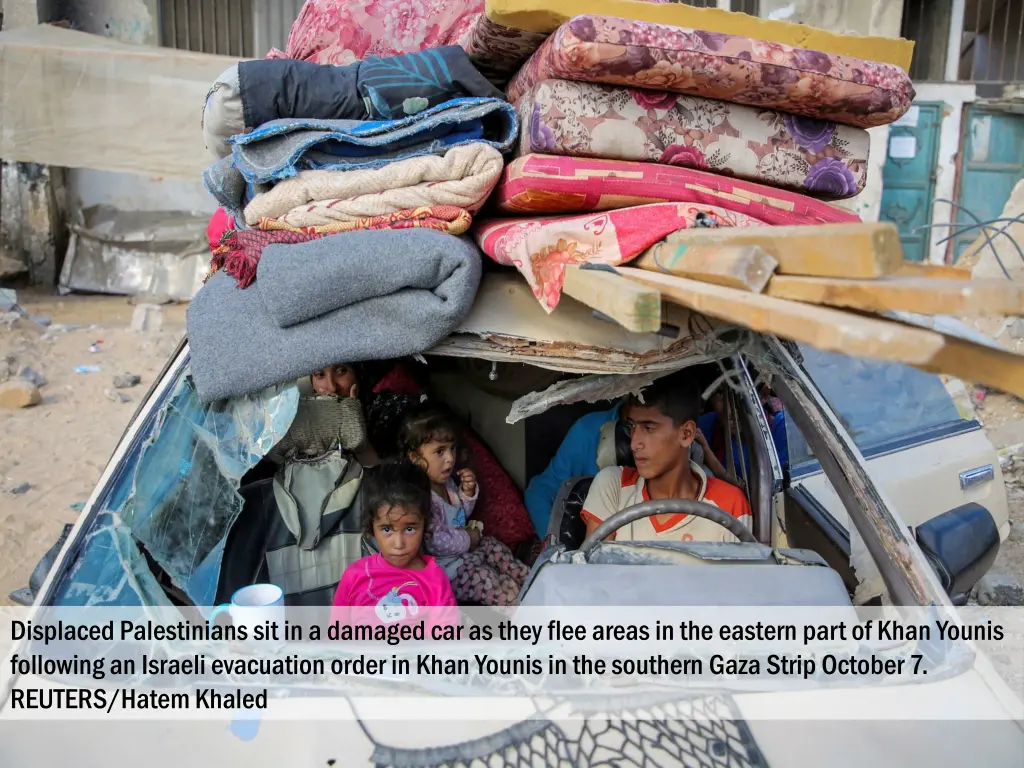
[1,275,1022,766]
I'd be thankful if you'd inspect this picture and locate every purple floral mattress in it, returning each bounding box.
[507,15,914,129]
[517,80,870,199]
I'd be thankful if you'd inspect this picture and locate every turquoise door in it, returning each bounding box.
[952,107,1024,263]
[879,102,942,262]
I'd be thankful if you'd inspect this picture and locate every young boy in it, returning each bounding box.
[581,375,752,543]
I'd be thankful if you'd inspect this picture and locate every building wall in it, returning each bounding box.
[38,0,215,216]
[912,83,977,264]
[759,0,906,223]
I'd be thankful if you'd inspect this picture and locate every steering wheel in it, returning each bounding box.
[578,498,758,555]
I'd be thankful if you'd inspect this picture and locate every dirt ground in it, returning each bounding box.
[0,292,186,604]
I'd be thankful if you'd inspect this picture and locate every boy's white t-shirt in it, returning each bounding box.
[581,463,752,543]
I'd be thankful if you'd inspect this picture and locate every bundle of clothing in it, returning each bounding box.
[189,44,523,403]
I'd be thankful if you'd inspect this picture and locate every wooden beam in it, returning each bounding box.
[0,25,242,179]
[924,338,1024,401]
[563,266,662,333]
[634,243,777,293]
[894,261,972,281]
[658,223,905,279]
[764,275,1024,316]
[617,267,946,365]
[884,311,1024,400]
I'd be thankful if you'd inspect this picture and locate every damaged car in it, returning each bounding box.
[2,273,1021,766]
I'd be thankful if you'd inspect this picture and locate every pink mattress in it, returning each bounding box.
[507,15,914,128]
[473,202,766,312]
[516,80,870,199]
[496,154,863,224]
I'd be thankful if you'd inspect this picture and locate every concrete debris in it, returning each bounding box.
[112,373,141,389]
[0,357,13,383]
[16,366,46,388]
[8,482,31,495]
[1009,522,1024,544]
[130,304,164,333]
[974,571,1024,606]
[0,379,42,409]
[0,288,16,312]
[104,388,133,404]
[1,312,20,328]
[1009,318,1024,340]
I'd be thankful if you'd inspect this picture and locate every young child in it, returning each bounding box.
[331,461,457,627]
[399,409,529,606]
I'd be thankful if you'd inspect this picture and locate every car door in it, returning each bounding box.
[782,345,1009,597]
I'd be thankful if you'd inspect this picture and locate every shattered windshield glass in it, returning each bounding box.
[52,361,297,607]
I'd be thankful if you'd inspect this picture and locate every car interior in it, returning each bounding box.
[119,352,998,614]
[146,355,858,612]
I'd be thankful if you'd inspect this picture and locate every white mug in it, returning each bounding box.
[208,584,285,644]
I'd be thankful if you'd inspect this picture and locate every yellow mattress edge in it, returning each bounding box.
[485,0,914,71]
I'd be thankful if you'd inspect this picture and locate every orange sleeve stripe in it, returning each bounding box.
[705,479,752,520]
[580,509,604,525]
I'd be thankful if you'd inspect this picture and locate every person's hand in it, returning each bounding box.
[694,428,709,448]
[468,527,482,550]
[458,468,477,497]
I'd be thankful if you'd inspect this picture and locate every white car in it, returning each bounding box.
[2,286,1021,766]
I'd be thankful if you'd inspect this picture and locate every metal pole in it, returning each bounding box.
[946,0,966,81]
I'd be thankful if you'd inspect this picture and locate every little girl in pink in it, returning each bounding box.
[332,461,457,628]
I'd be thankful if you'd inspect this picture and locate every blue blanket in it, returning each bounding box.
[205,97,517,215]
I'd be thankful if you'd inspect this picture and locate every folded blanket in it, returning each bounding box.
[203,47,504,160]
[265,0,484,65]
[243,143,503,226]
[474,203,764,312]
[213,207,473,288]
[496,155,862,225]
[205,98,517,215]
[187,230,483,404]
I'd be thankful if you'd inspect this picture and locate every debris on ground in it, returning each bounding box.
[0,379,42,409]
[16,366,46,388]
[0,357,13,382]
[1010,521,1024,544]
[974,571,1024,606]
[74,365,102,374]
[113,372,141,389]
[69,501,85,512]
[7,483,31,495]
[104,388,133,404]
[130,304,164,333]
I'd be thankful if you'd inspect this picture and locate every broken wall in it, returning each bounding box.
[760,0,907,224]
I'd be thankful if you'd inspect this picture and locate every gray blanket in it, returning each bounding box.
[187,230,482,403]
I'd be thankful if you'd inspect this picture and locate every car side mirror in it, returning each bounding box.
[915,503,1000,606]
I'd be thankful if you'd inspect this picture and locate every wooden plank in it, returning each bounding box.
[884,311,1024,400]
[563,266,662,333]
[764,275,1024,316]
[925,338,1024,400]
[0,25,242,179]
[894,261,972,281]
[659,223,904,279]
[617,267,946,365]
[635,243,777,293]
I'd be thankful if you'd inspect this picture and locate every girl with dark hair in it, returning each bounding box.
[399,408,528,606]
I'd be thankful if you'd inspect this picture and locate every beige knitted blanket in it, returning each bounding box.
[244,143,504,227]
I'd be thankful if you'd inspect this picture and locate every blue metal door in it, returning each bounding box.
[879,102,943,262]
[952,106,1024,263]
